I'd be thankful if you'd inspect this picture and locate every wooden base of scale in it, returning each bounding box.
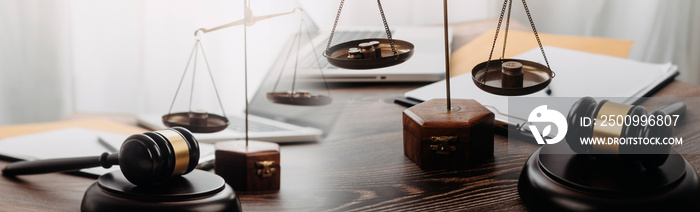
[215,140,281,193]
[402,99,494,170]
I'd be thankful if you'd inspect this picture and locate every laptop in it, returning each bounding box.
[139,10,451,142]
[137,113,326,143]
[291,11,452,82]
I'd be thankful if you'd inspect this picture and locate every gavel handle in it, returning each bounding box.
[2,152,118,176]
[654,102,686,116]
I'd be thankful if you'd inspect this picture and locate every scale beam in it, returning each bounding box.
[195,7,301,35]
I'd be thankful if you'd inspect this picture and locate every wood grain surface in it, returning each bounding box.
[2,81,699,212]
[233,82,528,211]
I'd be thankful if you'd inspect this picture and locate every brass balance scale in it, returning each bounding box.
[161,0,338,194]
[323,0,415,70]
[321,0,553,97]
[266,15,332,106]
[471,0,555,96]
[161,31,231,133]
[162,4,336,133]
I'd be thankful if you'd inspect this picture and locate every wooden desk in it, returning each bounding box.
[2,20,700,211]
[2,80,699,211]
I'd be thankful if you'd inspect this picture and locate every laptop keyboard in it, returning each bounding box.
[227,116,286,132]
[300,31,386,70]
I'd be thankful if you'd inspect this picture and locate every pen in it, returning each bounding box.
[97,137,118,153]
[196,160,215,171]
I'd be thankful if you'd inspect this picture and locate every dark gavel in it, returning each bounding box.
[566,97,686,169]
[2,127,199,186]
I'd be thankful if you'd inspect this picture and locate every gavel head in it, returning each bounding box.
[565,97,673,169]
[119,127,200,185]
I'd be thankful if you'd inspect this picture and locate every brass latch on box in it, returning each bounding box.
[255,161,276,178]
[430,136,458,155]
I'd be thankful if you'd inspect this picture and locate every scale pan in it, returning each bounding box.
[162,112,229,133]
[471,59,552,96]
[324,38,414,70]
[266,92,332,106]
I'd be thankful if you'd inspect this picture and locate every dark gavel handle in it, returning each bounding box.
[2,152,118,176]
[654,102,686,116]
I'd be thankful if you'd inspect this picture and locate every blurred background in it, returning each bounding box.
[1,0,698,125]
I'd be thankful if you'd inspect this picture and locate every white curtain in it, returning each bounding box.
[1,0,698,125]
[0,0,73,125]
[1,0,300,125]
[70,0,300,118]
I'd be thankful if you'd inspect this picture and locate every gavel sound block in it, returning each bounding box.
[81,170,241,212]
[2,127,242,212]
[403,99,494,170]
[518,98,700,211]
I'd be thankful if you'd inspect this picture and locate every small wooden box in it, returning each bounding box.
[215,140,280,193]
[403,99,494,170]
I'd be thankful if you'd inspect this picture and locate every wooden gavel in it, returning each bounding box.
[566,97,686,169]
[2,127,200,186]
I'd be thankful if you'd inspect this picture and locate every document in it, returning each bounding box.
[405,46,678,124]
[449,29,634,76]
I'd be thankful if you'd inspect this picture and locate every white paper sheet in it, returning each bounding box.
[405,46,678,123]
